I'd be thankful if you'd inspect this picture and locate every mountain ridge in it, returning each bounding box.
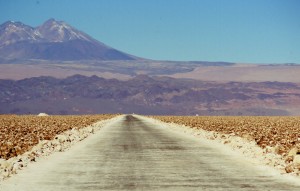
[0,19,138,61]
[1,74,299,115]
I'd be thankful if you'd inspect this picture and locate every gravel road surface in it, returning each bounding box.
[1,115,300,190]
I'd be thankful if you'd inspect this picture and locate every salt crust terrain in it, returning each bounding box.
[0,115,123,181]
[135,115,300,179]
[1,114,300,183]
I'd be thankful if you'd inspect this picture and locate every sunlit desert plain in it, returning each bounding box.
[0,114,117,159]
[2,114,300,177]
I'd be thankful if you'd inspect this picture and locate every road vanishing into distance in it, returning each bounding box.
[1,115,300,190]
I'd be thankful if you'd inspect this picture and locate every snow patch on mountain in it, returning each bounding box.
[0,19,94,46]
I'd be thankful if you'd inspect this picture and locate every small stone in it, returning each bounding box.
[293,155,300,168]
[288,147,299,157]
[273,145,285,155]
[88,127,94,134]
[12,163,19,174]
[222,140,231,144]
[285,164,294,173]
[285,156,294,163]
[55,135,67,143]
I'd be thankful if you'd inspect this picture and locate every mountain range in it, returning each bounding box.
[1,74,299,115]
[0,19,300,116]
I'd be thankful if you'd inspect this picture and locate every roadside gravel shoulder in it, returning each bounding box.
[135,115,300,179]
[0,115,123,181]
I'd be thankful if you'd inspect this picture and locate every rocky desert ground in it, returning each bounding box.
[0,114,118,180]
[1,114,300,182]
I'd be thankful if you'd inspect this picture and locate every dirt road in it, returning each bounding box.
[1,115,300,190]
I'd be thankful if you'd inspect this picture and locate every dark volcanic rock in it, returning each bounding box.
[0,75,298,115]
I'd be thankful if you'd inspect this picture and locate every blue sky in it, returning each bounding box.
[0,0,299,64]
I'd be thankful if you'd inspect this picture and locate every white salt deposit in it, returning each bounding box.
[37,113,49,116]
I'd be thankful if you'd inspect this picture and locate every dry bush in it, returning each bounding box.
[0,114,116,159]
[151,116,300,157]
